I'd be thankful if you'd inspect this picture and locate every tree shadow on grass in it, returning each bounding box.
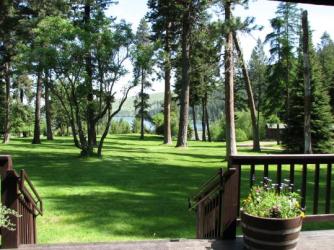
[1,142,223,242]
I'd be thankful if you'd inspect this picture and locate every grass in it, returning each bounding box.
[0,135,333,243]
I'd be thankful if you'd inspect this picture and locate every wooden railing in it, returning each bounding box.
[0,155,43,248]
[190,167,238,239]
[191,154,334,239]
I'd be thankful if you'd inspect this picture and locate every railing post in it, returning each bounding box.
[1,172,20,248]
[196,201,204,238]
[221,160,240,239]
[0,155,13,175]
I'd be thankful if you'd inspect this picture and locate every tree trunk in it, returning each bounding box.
[302,11,312,154]
[20,89,24,103]
[233,31,260,151]
[176,5,191,147]
[45,71,53,140]
[224,0,237,158]
[163,22,172,144]
[98,87,132,157]
[140,69,145,140]
[84,3,96,152]
[69,106,80,149]
[205,93,211,142]
[32,71,42,144]
[3,61,10,144]
[201,98,206,141]
[192,104,199,141]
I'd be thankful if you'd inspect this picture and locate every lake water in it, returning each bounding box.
[113,116,204,132]
[113,116,154,130]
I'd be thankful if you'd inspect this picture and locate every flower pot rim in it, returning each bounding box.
[241,209,302,221]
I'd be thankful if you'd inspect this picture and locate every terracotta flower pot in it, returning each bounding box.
[241,211,303,250]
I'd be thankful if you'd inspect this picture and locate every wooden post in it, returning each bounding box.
[1,172,20,248]
[0,155,13,175]
[221,164,239,239]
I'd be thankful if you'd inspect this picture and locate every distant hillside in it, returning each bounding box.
[115,92,164,116]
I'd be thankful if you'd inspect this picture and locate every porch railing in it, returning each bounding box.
[0,155,43,248]
[191,154,334,239]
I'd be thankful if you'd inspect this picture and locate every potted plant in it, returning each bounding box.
[241,179,305,250]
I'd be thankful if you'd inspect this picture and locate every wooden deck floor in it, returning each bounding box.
[12,230,334,250]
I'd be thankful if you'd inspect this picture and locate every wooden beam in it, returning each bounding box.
[271,0,334,6]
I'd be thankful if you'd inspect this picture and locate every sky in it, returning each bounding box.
[106,0,334,96]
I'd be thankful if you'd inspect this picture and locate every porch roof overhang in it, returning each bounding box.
[271,0,334,6]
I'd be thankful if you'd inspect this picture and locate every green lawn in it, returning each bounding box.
[0,135,333,243]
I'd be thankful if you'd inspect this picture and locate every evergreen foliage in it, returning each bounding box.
[283,40,334,153]
[132,18,155,139]
[317,32,334,113]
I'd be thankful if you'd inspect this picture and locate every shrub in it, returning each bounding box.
[236,128,248,142]
[210,118,225,141]
[187,124,193,140]
[132,118,141,133]
[235,111,252,140]
[151,112,178,137]
[110,119,131,134]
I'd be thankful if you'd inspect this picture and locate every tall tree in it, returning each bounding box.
[265,2,300,122]
[32,71,42,144]
[45,70,53,140]
[249,39,268,131]
[147,0,179,145]
[132,18,155,140]
[223,0,237,157]
[176,1,193,147]
[283,26,334,153]
[0,0,35,143]
[233,31,260,151]
[34,13,134,157]
[302,11,311,153]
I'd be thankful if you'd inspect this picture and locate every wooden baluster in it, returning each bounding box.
[237,165,241,217]
[277,164,282,191]
[313,163,320,214]
[301,163,308,209]
[217,170,223,238]
[250,164,255,188]
[289,164,295,191]
[325,163,332,214]
[209,200,212,238]
[264,164,269,179]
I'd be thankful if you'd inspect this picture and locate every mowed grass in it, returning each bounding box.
[0,135,333,243]
[0,135,229,243]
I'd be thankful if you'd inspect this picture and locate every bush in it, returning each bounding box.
[151,112,178,137]
[235,111,252,140]
[152,113,164,135]
[187,124,193,140]
[110,119,131,134]
[236,128,248,142]
[210,118,225,141]
[132,118,142,133]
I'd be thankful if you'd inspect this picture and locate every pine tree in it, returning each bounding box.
[265,2,300,122]
[317,32,334,114]
[132,18,155,140]
[283,37,334,153]
[147,0,180,144]
[249,39,268,126]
